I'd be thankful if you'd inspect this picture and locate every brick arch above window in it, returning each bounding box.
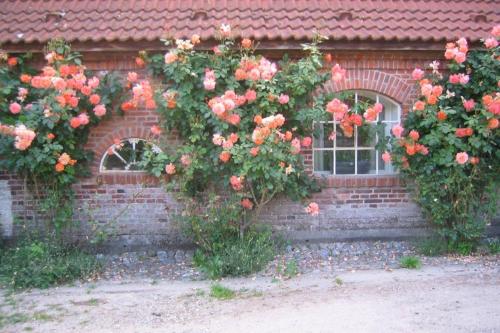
[322,70,414,106]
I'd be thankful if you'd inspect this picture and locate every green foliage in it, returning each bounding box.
[417,236,449,256]
[180,196,276,279]
[399,256,422,269]
[138,29,360,234]
[0,239,102,290]
[388,39,500,251]
[0,41,125,235]
[276,258,299,279]
[485,238,500,254]
[209,283,236,300]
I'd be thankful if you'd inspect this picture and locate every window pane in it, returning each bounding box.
[357,150,377,174]
[313,123,334,149]
[314,150,333,173]
[336,150,355,174]
[336,124,354,147]
[380,100,399,121]
[357,123,377,147]
[103,153,126,171]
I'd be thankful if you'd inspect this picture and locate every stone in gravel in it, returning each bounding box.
[174,250,185,262]
[184,250,194,262]
[157,251,175,264]
[122,252,138,268]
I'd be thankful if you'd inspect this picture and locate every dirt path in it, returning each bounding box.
[2,260,499,333]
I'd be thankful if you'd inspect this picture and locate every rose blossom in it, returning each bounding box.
[93,104,106,117]
[241,198,253,209]
[382,151,391,163]
[331,64,346,82]
[391,124,404,138]
[484,37,498,49]
[455,152,468,165]
[412,68,424,80]
[305,202,319,216]
[150,125,162,135]
[165,163,176,175]
[9,102,21,114]
[278,94,289,104]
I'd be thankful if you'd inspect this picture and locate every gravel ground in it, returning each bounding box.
[98,240,496,281]
[1,240,499,333]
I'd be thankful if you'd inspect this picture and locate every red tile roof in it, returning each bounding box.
[0,0,498,47]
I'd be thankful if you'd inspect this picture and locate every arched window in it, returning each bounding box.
[313,91,401,175]
[99,138,160,172]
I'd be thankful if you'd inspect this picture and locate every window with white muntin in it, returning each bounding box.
[313,91,401,175]
[100,138,161,172]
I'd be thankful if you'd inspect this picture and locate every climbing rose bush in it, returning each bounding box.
[123,24,382,234]
[0,40,124,232]
[385,26,500,251]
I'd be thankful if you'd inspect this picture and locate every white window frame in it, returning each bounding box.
[313,91,401,175]
[99,137,161,173]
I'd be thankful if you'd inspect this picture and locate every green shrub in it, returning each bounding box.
[210,283,236,300]
[193,228,276,279]
[387,39,499,251]
[486,238,500,254]
[0,239,102,290]
[180,196,277,279]
[417,236,449,256]
[399,256,422,269]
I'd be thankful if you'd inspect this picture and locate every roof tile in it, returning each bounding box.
[0,0,498,46]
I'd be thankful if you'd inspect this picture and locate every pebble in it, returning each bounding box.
[98,240,499,281]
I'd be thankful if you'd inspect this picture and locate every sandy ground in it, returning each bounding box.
[1,260,499,333]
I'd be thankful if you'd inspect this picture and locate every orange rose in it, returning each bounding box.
[241,38,252,49]
[55,163,65,172]
[487,118,499,129]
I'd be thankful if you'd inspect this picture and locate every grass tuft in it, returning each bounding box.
[210,283,236,300]
[400,256,422,269]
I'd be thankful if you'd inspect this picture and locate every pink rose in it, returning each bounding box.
[331,63,346,82]
[491,25,500,38]
[463,99,475,111]
[391,124,404,138]
[278,94,289,105]
[382,151,391,163]
[180,154,191,166]
[93,104,106,117]
[455,152,468,165]
[412,68,424,80]
[212,102,226,116]
[245,89,257,102]
[301,136,312,147]
[305,202,319,216]
[9,102,21,114]
[150,125,162,135]
[459,74,469,85]
[203,78,216,90]
[484,37,499,49]
[165,163,176,175]
[127,72,138,83]
[78,113,90,125]
[449,74,460,84]
[454,52,466,64]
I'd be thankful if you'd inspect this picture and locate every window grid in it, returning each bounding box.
[99,138,161,173]
[313,91,401,175]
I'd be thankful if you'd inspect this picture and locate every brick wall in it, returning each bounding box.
[0,49,439,250]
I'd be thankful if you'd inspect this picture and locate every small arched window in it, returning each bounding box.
[313,91,401,175]
[100,138,160,172]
